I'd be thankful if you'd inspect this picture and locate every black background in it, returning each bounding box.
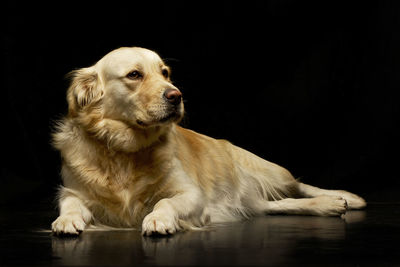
[3,1,400,207]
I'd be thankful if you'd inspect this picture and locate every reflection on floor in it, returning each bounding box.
[1,203,400,266]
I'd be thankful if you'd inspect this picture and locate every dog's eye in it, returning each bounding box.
[162,69,169,78]
[126,70,142,80]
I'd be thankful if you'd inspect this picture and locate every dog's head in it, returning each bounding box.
[67,47,184,128]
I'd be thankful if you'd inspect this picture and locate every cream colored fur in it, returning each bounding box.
[51,47,366,236]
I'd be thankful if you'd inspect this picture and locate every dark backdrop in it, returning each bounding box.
[3,1,400,207]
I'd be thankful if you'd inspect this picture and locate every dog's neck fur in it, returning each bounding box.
[71,109,172,154]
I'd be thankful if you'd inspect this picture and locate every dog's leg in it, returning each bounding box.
[141,190,204,236]
[264,195,348,216]
[297,182,366,209]
[51,188,92,235]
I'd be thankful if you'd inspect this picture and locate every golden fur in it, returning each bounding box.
[51,47,366,236]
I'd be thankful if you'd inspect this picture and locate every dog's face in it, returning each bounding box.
[68,47,184,128]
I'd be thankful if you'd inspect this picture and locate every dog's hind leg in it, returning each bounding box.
[263,195,348,216]
[296,182,366,210]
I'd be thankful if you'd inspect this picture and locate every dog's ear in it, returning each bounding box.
[66,67,104,115]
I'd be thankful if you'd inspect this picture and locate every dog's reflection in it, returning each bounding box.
[52,211,365,266]
[51,230,145,266]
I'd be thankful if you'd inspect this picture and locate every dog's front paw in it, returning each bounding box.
[142,211,180,236]
[51,213,86,236]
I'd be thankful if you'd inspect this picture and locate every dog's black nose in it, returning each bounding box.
[163,88,182,105]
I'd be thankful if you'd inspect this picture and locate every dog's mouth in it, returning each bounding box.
[136,109,182,127]
[159,111,179,122]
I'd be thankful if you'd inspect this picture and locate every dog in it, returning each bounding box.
[51,47,366,236]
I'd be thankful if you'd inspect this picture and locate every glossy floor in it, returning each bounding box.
[1,202,399,266]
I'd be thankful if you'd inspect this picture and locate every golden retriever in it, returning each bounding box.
[51,47,366,236]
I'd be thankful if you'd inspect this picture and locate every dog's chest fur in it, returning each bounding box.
[110,150,175,223]
[56,120,174,226]
[89,148,174,226]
